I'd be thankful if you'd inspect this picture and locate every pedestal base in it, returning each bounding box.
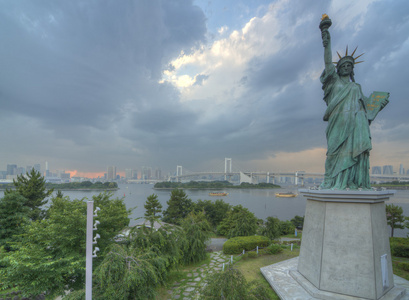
[296,189,397,299]
[260,257,408,300]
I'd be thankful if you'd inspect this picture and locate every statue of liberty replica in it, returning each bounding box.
[261,15,406,300]
[319,14,389,190]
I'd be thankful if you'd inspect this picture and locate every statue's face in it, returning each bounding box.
[338,62,353,76]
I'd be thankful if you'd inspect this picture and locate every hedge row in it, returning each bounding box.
[223,235,270,254]
[390,237,409,258]
[393,261,409,272]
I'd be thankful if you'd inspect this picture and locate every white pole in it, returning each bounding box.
[223,263,225,271]
[291,243,293,251]
[257,246,259,254]
[231,255,233,264]
[86,201,94,300]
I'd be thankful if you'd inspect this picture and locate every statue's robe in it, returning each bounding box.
[320,64,372,190]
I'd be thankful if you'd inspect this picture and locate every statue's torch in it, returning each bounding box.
[319,14,332,32]
[319,14,332,47]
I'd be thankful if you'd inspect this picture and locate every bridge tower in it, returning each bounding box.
[224,158,232,181]
[295,171,305,186]
[176,166,182,182]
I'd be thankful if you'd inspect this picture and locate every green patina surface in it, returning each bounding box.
[319,16,389,190]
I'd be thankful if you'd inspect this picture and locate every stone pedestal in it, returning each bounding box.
[291,189,405,300]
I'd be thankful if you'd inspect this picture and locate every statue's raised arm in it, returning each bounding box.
[320,14,333,69]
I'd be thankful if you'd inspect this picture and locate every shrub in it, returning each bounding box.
[247,251,258,258]
[279,220,296,235]
[223,236,270,255]
[201,267,270,299]
[267,244,283,255]
[390,237,409,258]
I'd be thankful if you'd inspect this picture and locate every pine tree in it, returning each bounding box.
[144,194,162,230]
[0,192,30,251]
[162,189,194,225]
[5,169,53,220]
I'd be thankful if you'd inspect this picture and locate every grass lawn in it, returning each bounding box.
[234,247,300,299]
[280,231,302,239]
[392,256,409,280]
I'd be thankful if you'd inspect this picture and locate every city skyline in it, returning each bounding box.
[2,160,409,180]
[1,1,409,176]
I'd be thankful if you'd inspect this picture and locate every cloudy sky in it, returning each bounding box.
[1,0,409,177]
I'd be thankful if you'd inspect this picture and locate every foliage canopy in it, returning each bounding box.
[162,189,194,225]
[0,192,130,298]
[386,204,405,237]
[5,169,53,220]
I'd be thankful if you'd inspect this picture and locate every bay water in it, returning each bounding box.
[2,184,409,237]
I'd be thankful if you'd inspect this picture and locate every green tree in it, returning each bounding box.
[217,205,258,238]
[128,224,186,270]
[80,180,93,187]
[195,199,231,228]
[0,192,30,251]
[5,169,53,220]
[180,212,212,264]
[92,192,132,253]
[201,267,270,299]
[291,215,304,229]
[144,194,162,230]
[279,220,296,235]
[93,243,168,300]
[260,216,281,240]
[91,223,188,300]
[0,193,130,298]
[162,189,194,225]
[0,196,87,298]
[55,190,64,198]
[386,204,405,237]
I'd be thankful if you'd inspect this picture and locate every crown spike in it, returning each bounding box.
[351,46,358,57]
[354,53,365,60]
[337,51,342,59]
[355,61,364,64]
[345,45,348,56]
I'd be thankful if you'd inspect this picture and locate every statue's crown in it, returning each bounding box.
[334,46,364,68]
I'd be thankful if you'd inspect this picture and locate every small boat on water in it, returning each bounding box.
[275,192,297,198]
[209,192,229,196]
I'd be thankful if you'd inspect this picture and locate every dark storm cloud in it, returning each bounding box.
[1,0,409,174]
[0,0,206,130]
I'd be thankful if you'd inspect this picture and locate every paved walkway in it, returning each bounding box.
[166,251,230,299]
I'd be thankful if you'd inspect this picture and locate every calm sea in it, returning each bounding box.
[2,184,409,237]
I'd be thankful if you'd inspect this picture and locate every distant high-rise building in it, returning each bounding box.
[60,172,70,182]
[34,164,41,174]
[155,168,162,180]
[383,165,394,175]
[45,161,50,177]
[399,164,405,175]
[141,167,152,180]
[7,164,17,175]
[125,169,133,179]
[16,167,25,175]
[372,166,382,174]
[26,165,33,173]
[107,166,116,181]
[132,169,138,179]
